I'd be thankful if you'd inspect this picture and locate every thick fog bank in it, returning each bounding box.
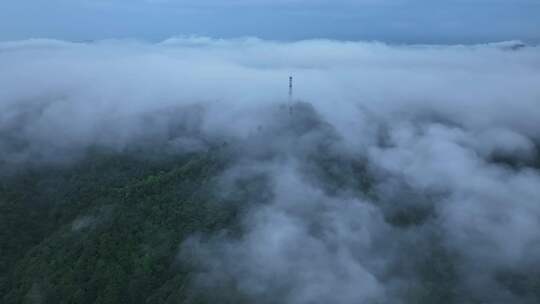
[1,37,540,303]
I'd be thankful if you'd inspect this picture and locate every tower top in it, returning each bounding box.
[288,76,293,115]
[288,76,293,102]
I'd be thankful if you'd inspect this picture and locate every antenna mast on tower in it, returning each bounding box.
[289,76,293,102]
[288,76,293,115]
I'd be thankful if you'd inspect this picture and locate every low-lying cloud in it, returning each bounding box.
[1,37,540,303]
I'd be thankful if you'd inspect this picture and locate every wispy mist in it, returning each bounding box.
[1,37,540,303]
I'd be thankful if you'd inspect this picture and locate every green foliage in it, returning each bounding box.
[1,150,239,303]
[4,146,538,303]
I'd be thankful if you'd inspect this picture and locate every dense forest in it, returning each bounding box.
[0,148,439,303]
[1,148,246,303]
[3,145,538,303]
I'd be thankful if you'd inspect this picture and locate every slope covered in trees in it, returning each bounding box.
[1,148,246,303]
[2,100,539,303]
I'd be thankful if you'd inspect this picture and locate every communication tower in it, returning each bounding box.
[288,76,293,115]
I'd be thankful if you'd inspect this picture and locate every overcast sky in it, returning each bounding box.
[1,0,539,43]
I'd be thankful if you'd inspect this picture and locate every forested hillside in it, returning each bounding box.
[2,109,540,303]
[0,148,247,303]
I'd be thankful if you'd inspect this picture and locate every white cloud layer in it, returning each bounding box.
[1,37,540,303]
